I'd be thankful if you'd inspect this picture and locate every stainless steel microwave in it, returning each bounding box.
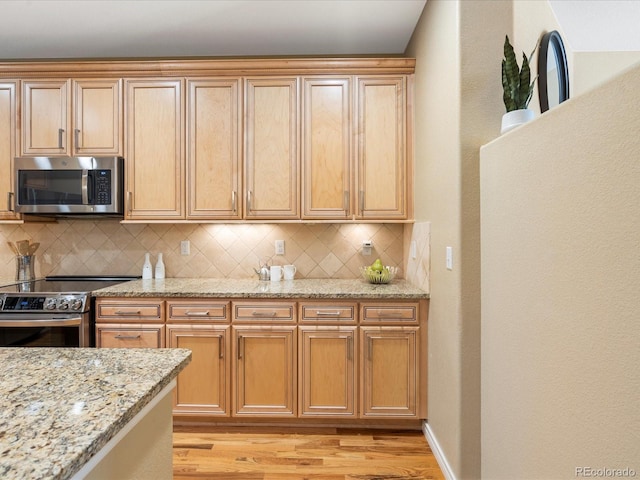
[12,156,124,216]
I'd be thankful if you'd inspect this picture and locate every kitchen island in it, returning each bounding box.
[0,347,191,480]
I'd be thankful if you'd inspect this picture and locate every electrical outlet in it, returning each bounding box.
[275,240,285,255]
[362,240,373,256]
[180,240,190,256]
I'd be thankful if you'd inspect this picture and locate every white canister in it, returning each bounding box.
[270,265,282,282]
[283,264,296,280]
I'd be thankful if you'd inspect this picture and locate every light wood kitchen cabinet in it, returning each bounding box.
[355,76,409,220]
[0,81,19,221]
[232,325,297,416]
[167,324,230,416]
[244,77,299,219]
[359,300,420,418]
[167,299,230,415]
[299,326,356,417]
[96,324,165,348]
[95,298,164,322]
[187,78,242,220]
[125,78,184,220]
[20,78,122,157]
[301,77,352,220]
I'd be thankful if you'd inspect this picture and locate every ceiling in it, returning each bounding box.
[1,0,638,61]
[0,0,427,60]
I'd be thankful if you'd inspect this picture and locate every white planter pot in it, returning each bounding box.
[501,108,535,134]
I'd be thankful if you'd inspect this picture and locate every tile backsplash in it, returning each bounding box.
[0,221,431,289]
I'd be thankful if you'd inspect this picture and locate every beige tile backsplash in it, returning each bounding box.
[0,220,430,292]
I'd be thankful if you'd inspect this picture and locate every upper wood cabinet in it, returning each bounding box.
[355,76,409,220]
[20,78,122,157]
[125,78,184,220]
[301,77,352,220]
[244,78,299,219]
[0,82,19,221]
[186,78,242,220]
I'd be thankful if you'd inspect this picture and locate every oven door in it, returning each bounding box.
[0,314,89,347]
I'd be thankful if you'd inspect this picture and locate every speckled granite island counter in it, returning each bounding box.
[0,347,191,480]
[92,278,429,299]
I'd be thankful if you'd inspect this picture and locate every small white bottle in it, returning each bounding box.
[155,252,165,279]
[142,252,153,279]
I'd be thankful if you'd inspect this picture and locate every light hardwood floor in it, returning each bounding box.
[173,426,445,480]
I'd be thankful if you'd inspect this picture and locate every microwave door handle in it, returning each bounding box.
[81,170,89,204]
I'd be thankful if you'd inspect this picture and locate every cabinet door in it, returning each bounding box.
[21,80,71,156]
[73,79,122,155]
[360,326,418,417]
[299,326,356,417]
[167,324,230,416]
[301,77,352,219]
[0,82,19,221]
[355,76,407,219]
[96,324,165,348]
[187,79,242,220]
[125,79,184,220]
[233,326,296,416]
[245,78,299,219]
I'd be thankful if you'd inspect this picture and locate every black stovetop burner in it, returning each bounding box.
[0,275,139,294]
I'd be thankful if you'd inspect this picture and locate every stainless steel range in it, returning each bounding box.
[0,276,137,347]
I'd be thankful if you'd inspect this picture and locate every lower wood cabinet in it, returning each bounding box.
[166,324,230,416]
[360,326,419,417]
[232,326,297,416]
[95,297,426,422]
[299,326,356,417]
[96,324,165,348]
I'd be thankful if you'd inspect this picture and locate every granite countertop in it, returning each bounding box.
[0,347,191,480]
[92,278,429,300]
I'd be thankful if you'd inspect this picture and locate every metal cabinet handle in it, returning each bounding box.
[232,191,237,213]
[219,336,224,359]
[359,190,364,211]
[348,336,353,360]
[251,310,277,317]
[7,192,14,212]
[367,336,372,360]
[114,334,141,339]
[376,310,405,317]
[127,192,133,214]
[237,336,244,359]
[74,129,80,148]
[246,190,252,212]
[114,310,142,315]
[185,310,210,317]
[315,310,342,316]
[58,128,64,149]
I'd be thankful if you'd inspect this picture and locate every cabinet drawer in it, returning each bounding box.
[168,300,229,322]
[299,302,356,323]
[360,303,418,324]
[233,302,296,322]
[96,324,165,348]
[96,299,164,322]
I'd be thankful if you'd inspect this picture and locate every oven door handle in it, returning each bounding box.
[81,170,89,205]
[0,317,82,327]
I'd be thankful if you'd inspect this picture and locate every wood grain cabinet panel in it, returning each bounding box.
[187,78,242,220]
[0,82,19,221]
[244,78,299,219]
[21,79,71,156]
[299,326,356,417]
[96,324,165,348]
[73,78,122,155]
[301,77,352,219]
[355,76,408,220]
[167,324,230,416]
[232,325,297,416]
[125,78,184,220]
[95,299,164,322]
[360,326,418,418]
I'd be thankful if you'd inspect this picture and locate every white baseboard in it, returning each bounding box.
[422,420,457,480]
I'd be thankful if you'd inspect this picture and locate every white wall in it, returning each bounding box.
[480,63,640,479]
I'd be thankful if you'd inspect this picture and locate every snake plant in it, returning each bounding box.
[502,35,536,112]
